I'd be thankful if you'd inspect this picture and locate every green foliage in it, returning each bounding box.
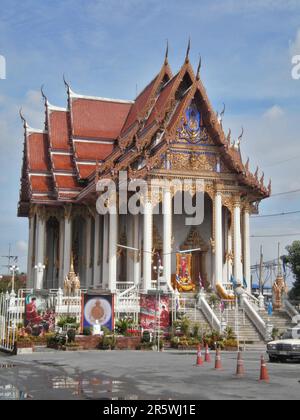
[47,333,66,348]
[285,241,300,300]
[0,275,26,294]
[223,326,236,341]
[141,330,151,344]
[57,316,77,328]
[114,317,134,336]
[98,335,116,350]
[67,329,76,343]
[82,327,92,336]
[208,294,220,307]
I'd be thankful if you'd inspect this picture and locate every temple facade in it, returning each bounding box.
[18,47,270,298]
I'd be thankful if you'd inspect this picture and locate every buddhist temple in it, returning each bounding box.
[18,45,271,300]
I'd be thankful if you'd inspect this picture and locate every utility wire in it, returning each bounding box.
[251,210,300,218]
[270,188,300,198]
[251,233,300,238]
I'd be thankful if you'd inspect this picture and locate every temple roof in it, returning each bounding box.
[18,50,270,217]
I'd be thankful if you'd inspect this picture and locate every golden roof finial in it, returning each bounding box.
[164,39,169,65]
[196,55,202,80]
[185,37,191,63]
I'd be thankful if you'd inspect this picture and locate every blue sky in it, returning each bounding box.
[0,0,300,278]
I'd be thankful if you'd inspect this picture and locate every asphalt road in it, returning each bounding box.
[0,350,299,400]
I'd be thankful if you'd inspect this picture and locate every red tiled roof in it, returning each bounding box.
[27,132,50,172]
[74,141,114,161]
[48,110,70,150]
[51,154,73,172]
[55,175,80,189]
[121,77,157,134]
[76,164,97,179]
[145,74,179,128]
[71,98,132,140]
[30,175,52,193]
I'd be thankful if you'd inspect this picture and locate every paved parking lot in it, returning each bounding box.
[0,350,299,400]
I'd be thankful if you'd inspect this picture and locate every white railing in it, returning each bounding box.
[0,292,21,352]
[283,298,299,321]
[197,292,222,332]
[115,286,140,323]
[242,296,269,341]
[116,282,135,292]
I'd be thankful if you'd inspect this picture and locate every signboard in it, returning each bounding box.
[83,294,114,331]
[25,292,55,336]
[140,294,170,331]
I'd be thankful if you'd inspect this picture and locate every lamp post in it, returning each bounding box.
[34,263,46,290]
[153,253,163,352]
[9,265,19,292]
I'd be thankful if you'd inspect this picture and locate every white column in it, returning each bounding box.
[233,198,243,283]
[27,217,35,288]
[108,206,118,293]
[93,214,101,288]
[227,216,233,283]
[163,188,172,289]
[214,191,223,285]
[102,214,109,289]
[243,206,251,293]
[62,214,72,281]
[35,212,46,290]
[143,200,153,292]
[133,214,141,287]
[85,217,92,289]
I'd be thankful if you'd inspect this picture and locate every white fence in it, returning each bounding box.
[0,290,26,352]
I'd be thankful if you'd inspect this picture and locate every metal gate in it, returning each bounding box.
[0,291,25,353]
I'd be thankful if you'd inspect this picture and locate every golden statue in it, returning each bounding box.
[64,256,81,296]
[273,275,288,310]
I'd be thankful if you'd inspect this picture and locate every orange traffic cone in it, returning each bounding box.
[214,348,222,370]
[259,355,270,383]
[196,344,204,366]
[236,352,245,377]
[205,344,211,363]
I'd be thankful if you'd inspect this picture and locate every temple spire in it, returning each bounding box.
[164,39,169,65]
[19,108,27,130]
[41,84,48,105]
[185,37,191,63]
[196,55,202,80]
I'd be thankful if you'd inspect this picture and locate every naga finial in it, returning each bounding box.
[196,55,202,80]
[185,37,191,63]
[164,39,169,65]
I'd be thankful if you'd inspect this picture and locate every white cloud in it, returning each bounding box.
[16,240,28,254]
[263,105,285,119]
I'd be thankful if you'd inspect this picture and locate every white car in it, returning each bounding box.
[267,327,300,362]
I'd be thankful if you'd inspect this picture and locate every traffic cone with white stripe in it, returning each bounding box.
[205,344,211,363]
[236,352,245,377]
[196,344,204,366]
[214,348,222,370]
[259,355,270,383]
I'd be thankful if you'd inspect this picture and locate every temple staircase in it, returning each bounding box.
[260,310,294,336]
[221,308,265,344]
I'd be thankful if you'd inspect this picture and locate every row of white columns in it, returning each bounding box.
[214,192,251,292]
[28,192,251,293]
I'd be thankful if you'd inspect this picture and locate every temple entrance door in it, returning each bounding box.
[191,252,205,288]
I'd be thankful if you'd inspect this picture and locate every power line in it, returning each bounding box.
[251,233,300,238]
[251,210,300,218]
[264,155,300,168]
[270,188,300,198]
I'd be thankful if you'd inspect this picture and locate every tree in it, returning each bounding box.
[285,241,300,300]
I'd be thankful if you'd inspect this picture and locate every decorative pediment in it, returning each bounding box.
[176,101,213,145]
[181,227,209,253]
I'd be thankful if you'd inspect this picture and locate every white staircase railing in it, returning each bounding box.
[283,299,300,321]
[241,295,271,341]
[197,291,222,333]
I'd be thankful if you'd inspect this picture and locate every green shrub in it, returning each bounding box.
[82,327,92,336]
[67,329,76,343]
